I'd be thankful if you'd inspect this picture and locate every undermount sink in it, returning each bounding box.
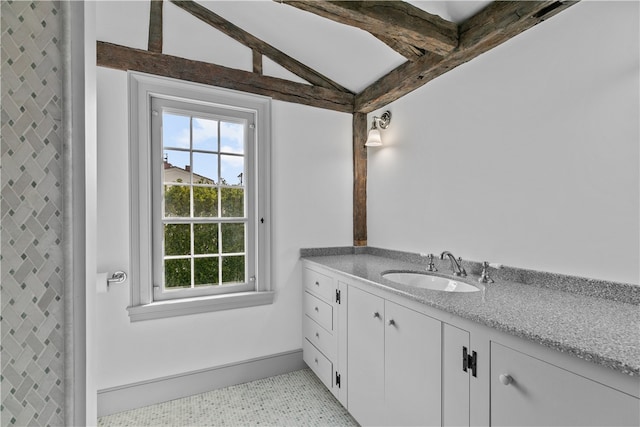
[382,271,481,293]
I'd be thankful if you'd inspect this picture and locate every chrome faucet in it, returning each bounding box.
[421,253,438,272]
[478,261,495,283]
[440,251,467,277]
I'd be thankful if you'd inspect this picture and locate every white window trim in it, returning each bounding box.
[127,72,273,321]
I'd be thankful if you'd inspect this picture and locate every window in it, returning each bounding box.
[152,98,255,300]
[128,72,273,321]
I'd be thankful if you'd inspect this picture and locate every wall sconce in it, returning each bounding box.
[365,111,391,147]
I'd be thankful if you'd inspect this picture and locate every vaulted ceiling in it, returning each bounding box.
[97,0,579,114]
[95,0,579,246]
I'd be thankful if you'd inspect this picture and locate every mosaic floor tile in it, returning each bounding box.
[98,369,358,427]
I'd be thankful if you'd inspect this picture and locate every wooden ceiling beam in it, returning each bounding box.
[169,0,352,94]
[148,0,163,53]
[97,41,354,113]
[281,1,458,58]
[355,0,579,113]
[374,33,427,61]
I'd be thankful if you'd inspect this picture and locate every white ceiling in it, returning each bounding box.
[96,1,493,93]
[407,1,492,23]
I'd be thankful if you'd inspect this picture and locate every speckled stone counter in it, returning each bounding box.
[301,247,640,377]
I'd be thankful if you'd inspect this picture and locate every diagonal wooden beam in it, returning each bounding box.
[169,0,352,94]
[148,0,163,53]
[355,1,579,113]
[374,32,427,61]
[282,1,458,58]
[97,41,354,113]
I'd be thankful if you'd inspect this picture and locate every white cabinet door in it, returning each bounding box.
[385,300,442,427]
[491,342,640,426]
[347,286,385,426]
[443,324,470,427]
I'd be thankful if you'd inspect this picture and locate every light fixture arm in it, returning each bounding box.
[374,111,391,129]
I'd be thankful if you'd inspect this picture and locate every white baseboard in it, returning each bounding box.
[97,349,305,417]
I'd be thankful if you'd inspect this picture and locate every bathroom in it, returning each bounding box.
[2,1,638,426]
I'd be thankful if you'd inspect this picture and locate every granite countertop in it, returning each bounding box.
[301,249,640,378]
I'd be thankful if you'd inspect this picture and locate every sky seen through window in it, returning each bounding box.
[163,113,245,186]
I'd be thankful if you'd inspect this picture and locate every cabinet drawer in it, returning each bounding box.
[303,338,333,390]
[304,291,333,332]
[303,314,336,360]
[304,268,335,303]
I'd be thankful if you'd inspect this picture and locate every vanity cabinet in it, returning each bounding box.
[302,260,639,427]
[347,285,441,426]
[490,342,640,426]
[302,266,347,406]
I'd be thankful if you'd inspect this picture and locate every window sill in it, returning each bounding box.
[127,291,275,322]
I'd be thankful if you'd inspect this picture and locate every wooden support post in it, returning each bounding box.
[148,0,163,53]
[353,112,368,246]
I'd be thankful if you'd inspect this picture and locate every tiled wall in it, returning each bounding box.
[1,1,66,425]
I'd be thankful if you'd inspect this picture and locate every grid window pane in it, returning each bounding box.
[192,152,217,185]
[163,150,191,184]
[220,155,244,187]
[193,117,218,152]
[162,113,190,150]
[221,187,244,217]
[222,256,245,284]
[194,257,219,286]
[194,223,218,254]
[193,186,218,217]
[221,223,244,254]
[164,185,191,217]
[165,258,191,288]
[164,224,190,256]
[220,121,244,154]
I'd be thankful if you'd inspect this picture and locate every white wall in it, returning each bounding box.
[96,67,352,389]
[95,0,353,388]
[95,0,353,391]
[368,1,639,285]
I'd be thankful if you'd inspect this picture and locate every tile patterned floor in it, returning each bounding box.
[98,369,358,426]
